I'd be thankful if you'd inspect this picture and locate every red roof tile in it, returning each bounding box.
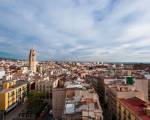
[119,97,150,120]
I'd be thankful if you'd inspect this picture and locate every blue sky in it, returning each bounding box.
[0,0,150,62]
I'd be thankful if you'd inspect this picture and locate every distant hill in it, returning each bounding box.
[0,57,25,61]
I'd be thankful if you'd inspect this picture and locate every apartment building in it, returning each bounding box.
[0,80,27,112]
[117,97,150,120]
[105,81,145,119]
[63,81,103,120]
[63,88,103,120]
[52,78,103,120]
[52,87,66,119]
[0,68,5,80]
[35,78,53,95]
[134,79,148,101]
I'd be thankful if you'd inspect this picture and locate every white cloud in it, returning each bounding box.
[0,0,150,62]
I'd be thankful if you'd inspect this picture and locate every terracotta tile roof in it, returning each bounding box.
[119,97,150,120]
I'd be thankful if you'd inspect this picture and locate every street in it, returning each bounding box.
[5,103,26,120]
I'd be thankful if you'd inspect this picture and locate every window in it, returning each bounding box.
[128,113,131,120]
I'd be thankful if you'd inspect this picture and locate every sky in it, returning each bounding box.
[0,0,150,62]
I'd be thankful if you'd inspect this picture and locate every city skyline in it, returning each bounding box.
[0,0,150,62]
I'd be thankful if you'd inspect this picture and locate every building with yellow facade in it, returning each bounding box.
[0,80,27,112]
